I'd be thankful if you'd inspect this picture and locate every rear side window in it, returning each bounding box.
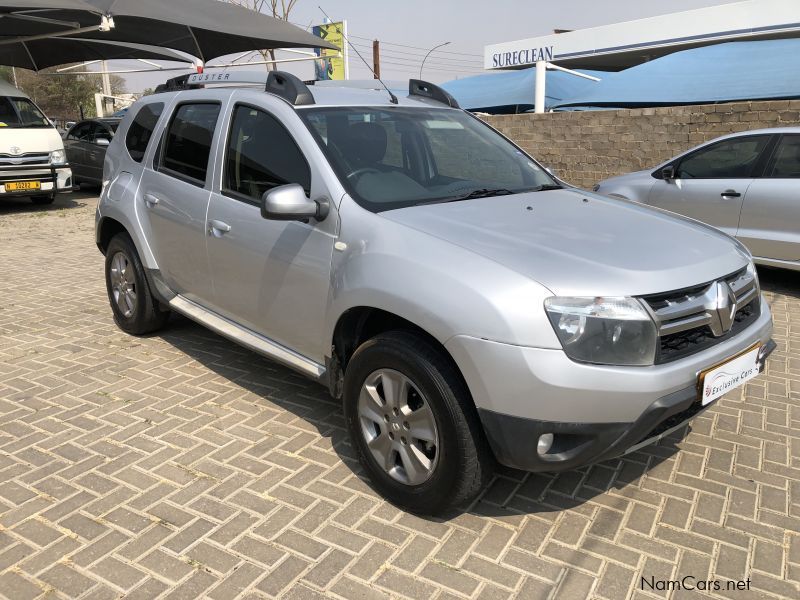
[224,105,310,200]
[768,135,800,178]
[160,103,221,184]
[126,103,164,162]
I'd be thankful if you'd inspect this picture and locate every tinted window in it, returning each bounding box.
[68,122,94,141]
[126,103,164,162]
[677,136,769,179]
[768,135,800,178]
[160,103,220,183]
[300,107,553,212]
[224,105,310,200]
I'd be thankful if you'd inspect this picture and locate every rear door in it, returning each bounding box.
[646,135,773,238]
[138,98,224,304]
[737,134,800,263]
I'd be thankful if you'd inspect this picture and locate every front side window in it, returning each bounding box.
[299,107,555,212]
[224,105,310,201]
[0,96,51,128]
[676,136,769,179]
[768,135,800,178]
[160,103,221,183]
[68,122,94,141]
[126,102,164,163]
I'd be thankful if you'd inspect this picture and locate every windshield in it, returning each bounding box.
[0,96,52,129]
[299,106,557,212]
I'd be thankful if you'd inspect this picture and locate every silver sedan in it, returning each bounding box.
[595,127,800,272]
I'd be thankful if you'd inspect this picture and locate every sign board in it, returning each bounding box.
[313,21,348,80]
[484,0,800,71]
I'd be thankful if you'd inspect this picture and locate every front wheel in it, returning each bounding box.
[104,233,169,335]
[343,331,493,514]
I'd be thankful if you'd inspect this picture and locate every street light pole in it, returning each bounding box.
[419,41,450,79]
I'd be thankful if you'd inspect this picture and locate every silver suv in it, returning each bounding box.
[95,72,775,513]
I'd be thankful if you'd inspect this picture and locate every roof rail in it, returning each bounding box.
[408,79,460,108]
[172,71,314,106]
[154,74,198,94]
[265,71,315,106]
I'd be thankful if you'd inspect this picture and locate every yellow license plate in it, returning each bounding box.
[5,181,41,192]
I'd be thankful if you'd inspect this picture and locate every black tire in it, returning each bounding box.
[343,331,493,514]
[105,232,169,335]
[31,195,55,205]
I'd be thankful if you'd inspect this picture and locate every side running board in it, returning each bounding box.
[169,295,326,380]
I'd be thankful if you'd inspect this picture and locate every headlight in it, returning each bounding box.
[544,296,657,366]
[49,149,67,165]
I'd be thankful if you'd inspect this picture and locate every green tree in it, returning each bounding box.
[11,67,127,120]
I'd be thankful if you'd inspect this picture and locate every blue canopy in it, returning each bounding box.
[441,67,602,113]
[553,39,800,110]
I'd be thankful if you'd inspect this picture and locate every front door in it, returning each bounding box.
[737,134,800,263]
[206,101,336,362]
[138,101,222,305]
[647,135,773,238]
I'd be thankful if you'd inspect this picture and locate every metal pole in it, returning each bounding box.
[534,60,546,113]
[420,41,450,79]
[11,66,17,87]
[372,40,380,79]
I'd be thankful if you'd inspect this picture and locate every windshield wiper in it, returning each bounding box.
[416,188,515,205]
[529,183,563,191]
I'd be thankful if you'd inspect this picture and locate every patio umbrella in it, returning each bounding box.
[0,37,193,70]
[0,0,338,65]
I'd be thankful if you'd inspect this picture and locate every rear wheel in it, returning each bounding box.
[105,232,169,335]
[343,331,493,514]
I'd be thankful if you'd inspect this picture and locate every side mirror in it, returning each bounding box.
[661,165,675,180]
[261,184,329,221]
[95,137,111,147]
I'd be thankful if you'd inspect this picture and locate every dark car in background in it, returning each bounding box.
[64,118,121,186]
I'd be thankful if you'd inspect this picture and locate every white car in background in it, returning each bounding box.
[0,79,72,205]
[595,128,799,272]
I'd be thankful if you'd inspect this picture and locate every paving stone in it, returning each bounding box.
[0,196,798,600]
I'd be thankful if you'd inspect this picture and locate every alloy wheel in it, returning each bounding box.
[357,368,439,485]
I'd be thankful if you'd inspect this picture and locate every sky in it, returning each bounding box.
[115,0,744,93]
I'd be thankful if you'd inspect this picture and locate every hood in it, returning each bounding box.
[381,188,748,297]
[0,127,64,155]
[599,168,652,187]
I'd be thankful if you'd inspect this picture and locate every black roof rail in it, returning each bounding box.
[153,74,199,94]
[266,71,315,106]
[408,79,460,108]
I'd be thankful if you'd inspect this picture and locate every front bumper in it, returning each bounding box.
[0,165,72,196]
[478,341,775,471]
[445,297,774,471]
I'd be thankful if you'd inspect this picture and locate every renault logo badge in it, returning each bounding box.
[707,281,737,336]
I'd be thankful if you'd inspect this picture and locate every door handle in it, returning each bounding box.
[208,219,232,236]
[143,193,160,207]
[721,190,741,198]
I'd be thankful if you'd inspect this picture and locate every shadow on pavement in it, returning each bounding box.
[0,189,97,215]
[155,312,684,521]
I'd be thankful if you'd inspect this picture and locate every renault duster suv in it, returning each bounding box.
[95,72,775,513]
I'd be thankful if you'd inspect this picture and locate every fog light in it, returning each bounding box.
[537,433,554,456]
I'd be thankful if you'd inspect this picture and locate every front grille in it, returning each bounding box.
[642,266,760,364]
[0,153,50,169]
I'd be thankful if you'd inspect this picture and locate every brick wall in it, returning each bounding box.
[483,100,800,189]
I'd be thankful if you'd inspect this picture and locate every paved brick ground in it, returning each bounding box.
[0,194,798,600]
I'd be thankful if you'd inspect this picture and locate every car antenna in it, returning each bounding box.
[318,6,398,105]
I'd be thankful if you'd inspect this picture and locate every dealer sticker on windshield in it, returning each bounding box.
[700,345,761,406]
